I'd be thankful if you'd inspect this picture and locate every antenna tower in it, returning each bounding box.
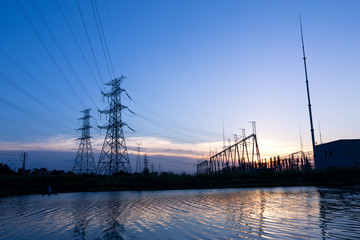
[97,76,132,175]
[73,109,96,174]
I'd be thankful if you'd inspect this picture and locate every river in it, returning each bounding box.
[0,187,359,239]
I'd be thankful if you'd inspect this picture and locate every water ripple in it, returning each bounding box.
[1,187,360,239]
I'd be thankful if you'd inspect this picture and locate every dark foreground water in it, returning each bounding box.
[1,187,360,239]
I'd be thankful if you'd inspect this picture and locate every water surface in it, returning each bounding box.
[1,187,359,239]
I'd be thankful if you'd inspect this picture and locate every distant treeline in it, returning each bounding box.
[1,163,360,197]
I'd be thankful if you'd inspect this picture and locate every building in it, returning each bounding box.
[315,139,360,169]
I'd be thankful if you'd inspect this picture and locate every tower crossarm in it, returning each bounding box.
[101,88,126,97]
[105,76,126,86]
[76,126,92,131]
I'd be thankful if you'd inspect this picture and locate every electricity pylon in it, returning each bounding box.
[73,109,96,174]
[143,154,149,172]
[135,143,142,173]
[97,76,132,175]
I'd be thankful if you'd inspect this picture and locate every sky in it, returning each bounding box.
[0,0,360,173]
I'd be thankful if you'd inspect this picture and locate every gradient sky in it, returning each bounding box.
[0,0,360,173]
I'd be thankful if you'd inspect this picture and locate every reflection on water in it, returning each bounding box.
[1,187,360,239]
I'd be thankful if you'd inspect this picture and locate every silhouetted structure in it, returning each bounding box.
[315,139,360,169]
[197,133,261,174]
[197,122,314,175]
[135,143,142,173]
[73,109,96,174]
[97,76,132,175]
[143,154,149,172]
[300,16,316,162]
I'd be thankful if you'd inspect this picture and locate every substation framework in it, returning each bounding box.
[197,134,314,175]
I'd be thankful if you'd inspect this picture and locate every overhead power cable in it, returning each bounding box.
[31,0,98,108]
[55,0,102,91]
[131,99,221,137]
[0,70,74,124]
[90,0,113,80]
[76,0,105,86]
[0,96,68,133]
[132,112,207,142]
[104,0,123,72]
[0,46,78,113]
[93,0,116,77]
[0,115,50,136]
[15,0,85,109]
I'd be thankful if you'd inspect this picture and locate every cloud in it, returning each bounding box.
[0,135,77,152]
[0,135,307,163]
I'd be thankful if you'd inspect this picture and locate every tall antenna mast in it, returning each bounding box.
[222,121,226,150]
[300,16,316,159]
[299,125,304,152]
[319,122,323,144]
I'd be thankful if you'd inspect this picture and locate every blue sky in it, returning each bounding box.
[0,0,360,173]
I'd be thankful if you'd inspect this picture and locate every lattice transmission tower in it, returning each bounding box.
[97,76,132,175]
[135,143,142,173]
[73,109,96,174]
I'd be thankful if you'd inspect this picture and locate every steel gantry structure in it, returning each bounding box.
[197,141,314,175]
[197,133,261,174]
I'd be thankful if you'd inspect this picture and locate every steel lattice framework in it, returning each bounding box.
[197,135,314,174]
[73,109,96,174]
[197,134,261,174]
[97,76,132,175]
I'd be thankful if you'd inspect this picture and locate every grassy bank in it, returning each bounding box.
[1,167,360,197]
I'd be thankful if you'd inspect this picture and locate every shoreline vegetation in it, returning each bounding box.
[1,163,360,197]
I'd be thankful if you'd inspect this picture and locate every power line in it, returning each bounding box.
[0,96,68,133]
[131,98,221,137]
[15,0,85,109]
[0,45,78,112]
[31,0,98,108]
[75,0,105,86]
[0,70,74,124]
[93,0,116,77]
[90,0,113,80]
[104,0,123,73]
[55,0,103,91]
[0,115,51,136]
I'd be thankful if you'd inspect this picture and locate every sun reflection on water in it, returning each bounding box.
[1,187,360,239]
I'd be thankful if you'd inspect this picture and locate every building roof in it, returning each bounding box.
[316,139,360,147]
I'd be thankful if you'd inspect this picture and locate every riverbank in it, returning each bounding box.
[1,167,360,197]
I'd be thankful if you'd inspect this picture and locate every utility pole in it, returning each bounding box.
[21,152,27,174]
[319,122,323,144]
[299,126,304,152]
[73,109,96,174]
[300,16,316,160]
[97,76,133,175]
[222,121,226,150]
[135,143,142,173]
